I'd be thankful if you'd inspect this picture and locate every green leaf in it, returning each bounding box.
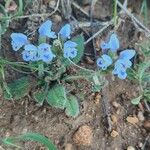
[33,83,49,105]
[2,132,57,150]
[72,34,84,63]
[3,76,31,100]
[65,95,79,117]
[138,61,150,82]
[131,95,142,105]
[92,74,104,92]
[0,4,9,35]
[33,90,46,105]
[127,68,137,80]
[16,0,24,16]
[63,35,84,66]
[47,85,67,109]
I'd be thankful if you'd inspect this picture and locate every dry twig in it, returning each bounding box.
[72,1,90,17]
[117,0,150,37]
[84,21,113,45]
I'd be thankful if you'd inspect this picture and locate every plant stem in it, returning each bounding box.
[113,0,118,26]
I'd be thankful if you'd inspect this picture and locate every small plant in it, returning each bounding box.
[1,19,136,117]
[128,40,150,105]
[2,20,84,117]
[1,132,57,150]
[96,33,135,80]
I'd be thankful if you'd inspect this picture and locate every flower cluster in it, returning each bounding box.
[97,33,135,79]
[10,20,78,63]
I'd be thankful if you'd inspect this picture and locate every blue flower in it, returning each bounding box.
[119,49,136,60]
[38,43,56,63]
[113,65,127,79]
[63,40,77,58]
[100,33,119,52]
[38,20,56,38]
[59,24,71,39]
[112,49,136,79]
[22,44,38,61]
[11,33,28,51]
[97,54,112,70]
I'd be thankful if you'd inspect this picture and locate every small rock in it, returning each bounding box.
[5,131,11,137]
[73,125,92,146]
[85,56,94,65]
[137,111,145,121]
[94,94,101,104]
[49,0,56,8]
[127,146,135,150]
[7,0,17,12]
[126,116,139,125]
[111,115,117,124]
[112,101,120,108]
[65,143,73,150]
[52,14,62,23]
[143,120,150,131]
[110,130,119,137]
[116,108,121,115]
[138,142,143,148]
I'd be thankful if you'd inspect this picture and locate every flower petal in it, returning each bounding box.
[118,70,127,80]
[97,54,112,70]
[120,49,135,60]
[100,42,110,50]
[101,54,113,66]
[59,24,71,39]
[22,44,38,61]
[115,59,132,69]
[108,33,119,52]
[38,20,56,38]
[64,47,77,58]
[97,58,104,67]
[11,33,28,51]
[64,40,77,48]
[38,43,55,62]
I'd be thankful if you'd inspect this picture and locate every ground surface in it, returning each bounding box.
[0,0,150,150]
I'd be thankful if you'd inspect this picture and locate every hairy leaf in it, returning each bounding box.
[33,90,45,105]
[138,61,150,83]
[4,76,31,100]
[47,85,67,109]
[65,95,79,117]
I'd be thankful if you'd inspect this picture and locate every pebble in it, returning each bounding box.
[143,120,150,131]
[52,14,62,23]
[110,130,119,138]
[137,111,145,121]
[116,108,121,115]
[49,0,56,8]
[138,142,143,148]
[111,115,117,124]
[94,94,101,104]
[126,116,139,125]
[85,56,94,65]
[112,101,120,108]
[65,143,73,150]
[73,125,92,146]
[7,0,17,12]
[127,146,135,150]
